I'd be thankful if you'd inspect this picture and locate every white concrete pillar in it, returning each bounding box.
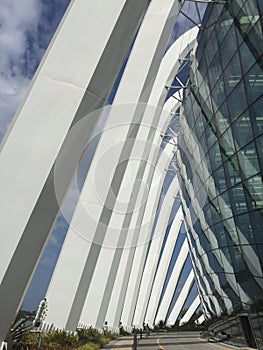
[0,0,150,341]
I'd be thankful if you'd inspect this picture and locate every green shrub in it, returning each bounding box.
[77,328,101,345]
[21,332,39,343]
[75,343,100,350]
[17,328,117,350]
[98,336,111,347]
[42,330,78,347]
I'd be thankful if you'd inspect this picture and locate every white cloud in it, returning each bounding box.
[0,0,43,143]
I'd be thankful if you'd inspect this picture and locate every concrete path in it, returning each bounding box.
[136,331,251,350]
[104,331,254,350]
[102,336,134,350]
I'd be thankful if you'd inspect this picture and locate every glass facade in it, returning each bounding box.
[178,0,263,346]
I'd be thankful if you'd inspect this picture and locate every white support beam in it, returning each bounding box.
[119,138,177,328]
[195,314,205,325]
[45,0,183,331]
[132,176,180,327]
[155,239,189,325]
[0,343,7,350]
[145,207,184,326]
[179,295,200,326]
[120,27,198,329]
[79,0,184,327]
[105,140,175,329]
[78,107,173,329]
[98,30,199,331]
[0,0,150,340]
[166,269,195,326]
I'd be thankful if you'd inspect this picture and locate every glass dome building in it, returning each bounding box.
[178,0,263,347]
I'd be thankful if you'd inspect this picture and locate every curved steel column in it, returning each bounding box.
[155,238,189,325]
[104,140,176,330]
[132,176,180,327]
[120,27,198,328]
[166,269,195,326]
[45,0,183,331]
[144,206,184,326]
[119,140,176,328]
[0,0,150,338]
[179,295,200,326]
[67,0,183,331]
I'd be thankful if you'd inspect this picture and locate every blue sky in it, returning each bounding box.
[0,0,206,312]
[0,0,71,143]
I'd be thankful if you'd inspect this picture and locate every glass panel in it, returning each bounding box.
[209,141,222,172]
[234,213,255,243]
[249,99,263,137]
[219,190,233,219]
[203,94,215,121]
[250,210,263,244]
[178,0,263,321]
[200,132,209,157]
[225,154,242,186]
[207,176,217,200]
[237,2,261,35]
[208,53,222,89]
[205,29,218,67]
[221,246,233,269]
[236,274,259,304]
[257,0,263,13]
[199,81,213,115]
[232,113,254,150]
[204,205,214,228]
[238,141,260,178]
[214,167,227,193]
[211,199,222,225]
[211,77,226,108]
[197,55,208,84]
[199,231,211,253]
[220,128,236,158]
[193,64,204,89]
[195,116,205,140]
[245,175,263,208]
[217,11,233,47]
[229,184,248,214]
[220,25,238,70]
[224,52,242,94]
[245,63,263,107]
[230,246,246,273]
[230,0,247,17]
[255,135,263,169]
[224,217,239,245]
[214,221,227,248]
[207,250,219,273]
[216,101,231,130]
[205,123,217,150]
[239,40,260,75]
[227,80,248,121]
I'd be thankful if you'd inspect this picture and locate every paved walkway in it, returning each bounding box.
[104,332,254,350]
[103,336,134,350]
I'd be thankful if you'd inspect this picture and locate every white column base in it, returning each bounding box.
[0,342,8,350]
